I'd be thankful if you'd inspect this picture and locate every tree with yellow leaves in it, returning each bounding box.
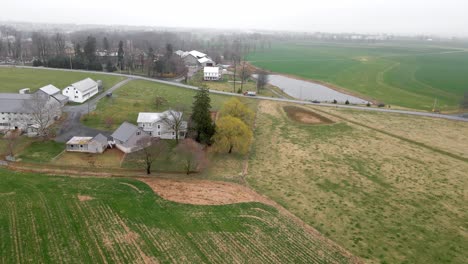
[219,97,255,126]
[212,116,253,154]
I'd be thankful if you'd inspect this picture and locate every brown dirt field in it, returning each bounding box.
[139,178,273,206]
[77,195,94,202]
[283,105,334,124]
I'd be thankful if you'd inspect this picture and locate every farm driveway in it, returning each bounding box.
[55,78,133,142]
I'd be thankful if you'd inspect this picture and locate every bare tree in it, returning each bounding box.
[239,61,252,93]
[22,92,61,139]
[256,70,269,92]
[461,91,468,110]
[161,109,186,143]
[32,32,50,63]
[136,137,168,174]
[12,31,22,63]
[153,96,168,110]
[175,138,207,175]
[53,33,66,56]
[3,130,20,158]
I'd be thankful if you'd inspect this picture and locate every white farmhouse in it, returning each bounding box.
[62,78,99,103]
[203,66,222,81]
[137,111,188,139]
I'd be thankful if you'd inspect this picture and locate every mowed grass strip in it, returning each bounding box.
[0,169,356,263]
[0,67,126,93]
[247,100,468,264]
[248,42,468,110]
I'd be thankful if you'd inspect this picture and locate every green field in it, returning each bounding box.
[0,169,354,263]
[248,42,468,111]
[0,67,125,93]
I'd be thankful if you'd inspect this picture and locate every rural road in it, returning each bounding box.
[55,78,133,142]
[3,65,468,122]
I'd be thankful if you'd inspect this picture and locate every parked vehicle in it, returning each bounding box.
[243,91,257,96]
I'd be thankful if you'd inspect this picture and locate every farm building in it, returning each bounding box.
[66,134,108,154]
[62,78,99,103]
[111,122,151,153]
[177,50,215,67]
[39,84,69,106]
[204,66,222,81]
[137,110,188,139]
[0,91,62,135]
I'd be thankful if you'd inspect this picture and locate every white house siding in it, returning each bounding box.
[0,112,33,130]
[138,121,187,140]
[62,85,98,103]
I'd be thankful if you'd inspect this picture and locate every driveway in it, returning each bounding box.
[55,78,133,142]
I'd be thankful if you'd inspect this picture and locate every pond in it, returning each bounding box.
[261,74,367,104]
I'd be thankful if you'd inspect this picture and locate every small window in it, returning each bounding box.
[158,132,160,136]
[137,131,141,135]
[157,124,160,129]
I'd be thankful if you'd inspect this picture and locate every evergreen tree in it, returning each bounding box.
[117,40,124,70]
[191,87,215,144]
[103,37,110,53]
[83,36,97,65]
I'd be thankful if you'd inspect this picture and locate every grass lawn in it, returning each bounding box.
[248,42,468,111]
[245,100,468,263]
[51,148,124,168]
[17,141,65,163]
[82,79,255,131]
[0,169,355,263]
[0,67,125,93]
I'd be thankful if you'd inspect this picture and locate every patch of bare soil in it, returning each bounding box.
[283,105,334,124]
[77,195,94,202]
[139,178,274,206]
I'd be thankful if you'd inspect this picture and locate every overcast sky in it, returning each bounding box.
[2,0,468,36]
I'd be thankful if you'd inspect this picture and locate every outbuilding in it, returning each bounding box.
[66,133,108,153]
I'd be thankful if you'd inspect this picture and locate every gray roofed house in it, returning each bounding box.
[111,122,151,153]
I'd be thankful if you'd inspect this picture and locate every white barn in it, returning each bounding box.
[0,91,62,135]
[204,67,222,81]
[137,111,187,139]
[62,78,99,103]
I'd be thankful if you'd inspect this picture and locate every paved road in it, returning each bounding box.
[3,65,468,123]
[55,78,133,142]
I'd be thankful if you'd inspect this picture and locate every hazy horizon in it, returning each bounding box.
[2,0,468,37]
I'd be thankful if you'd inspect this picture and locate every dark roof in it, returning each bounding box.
[92,133,108,145]
[111,122,139,142]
